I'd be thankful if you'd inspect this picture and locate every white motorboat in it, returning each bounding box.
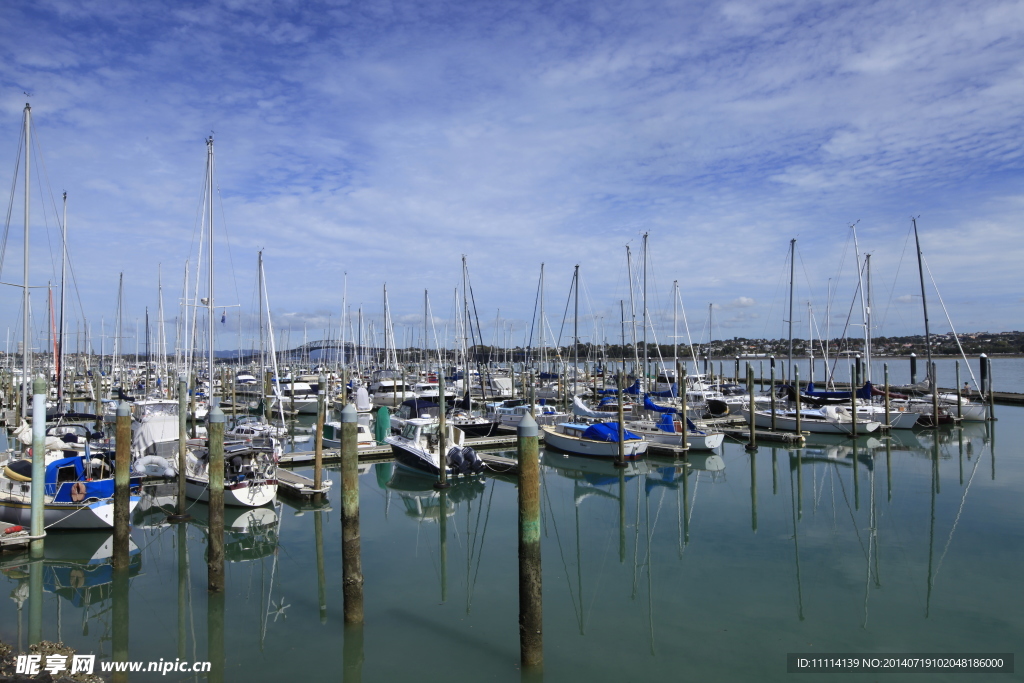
[385,418,485,477]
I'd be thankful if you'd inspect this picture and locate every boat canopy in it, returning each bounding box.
[581,422,641,442]
[644,395,676,413]
[803,382,874,400]
[595,379,641,395]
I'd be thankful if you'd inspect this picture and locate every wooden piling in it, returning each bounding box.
[955,361,962,420]
[677,361,688,451]
[770,363,776,432]
[745,367,757,451]
[314,374,325,493]
[884,364,890,428]
[207,405,225,592]
[615,371,626,467]
[794,366,802,436]
[340,403,364,624]
[30,377,47,557]
[114,401,131,569]
[168,374,191,522]
[517,411,543,669]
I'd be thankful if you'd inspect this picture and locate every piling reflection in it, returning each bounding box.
[1,532,142,657]
[384,467,489,605]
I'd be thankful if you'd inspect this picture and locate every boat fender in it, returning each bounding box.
[71,482,87,502]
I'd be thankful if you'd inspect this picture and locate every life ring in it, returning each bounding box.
[71,482,87,502]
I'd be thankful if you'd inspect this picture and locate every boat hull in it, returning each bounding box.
[0,495,140,530]
[185,477,277,507]
[541,426,649,458]
[745,409,881,435]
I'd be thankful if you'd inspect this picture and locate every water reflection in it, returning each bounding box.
[1,532,142,653]
[0,415,1011,681]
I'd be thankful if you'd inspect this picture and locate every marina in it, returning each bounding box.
[2,4,1023,678]
[1,399,1020,681]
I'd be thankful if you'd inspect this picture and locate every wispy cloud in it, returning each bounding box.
[0,0,1020,351]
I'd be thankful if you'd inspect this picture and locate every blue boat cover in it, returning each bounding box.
[647,384,678,398]
[644,395,677,413]
[803,381,874,400]
[44,456,116,502]
[581,422,640,442]
[596,379,641,395]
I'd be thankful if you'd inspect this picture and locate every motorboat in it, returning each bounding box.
[385,418,485,477]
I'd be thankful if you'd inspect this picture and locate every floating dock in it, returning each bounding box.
[276,468,333,498]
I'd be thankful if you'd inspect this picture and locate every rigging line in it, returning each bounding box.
[760,241,792,340]
[214,183,243,319]
[30,130,66,285]
[525,264,542,357]
[922,254,981,391]
[825,258,867,384]
[833,461,869,561]
[878,222,915,332]
[554,269,575,351]
[0,131,25,281]
[540,466,583,628]
[933,442,983,582]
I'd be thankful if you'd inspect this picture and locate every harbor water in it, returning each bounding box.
[1,409,1021,680]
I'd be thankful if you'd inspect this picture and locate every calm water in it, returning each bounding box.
[624,356,1024,394]
[2,408,1022,681]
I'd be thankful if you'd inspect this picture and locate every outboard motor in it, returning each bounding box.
[461,446,485,474]
[446,446,465,474]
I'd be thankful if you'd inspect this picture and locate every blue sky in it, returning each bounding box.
[1,0,1022,354]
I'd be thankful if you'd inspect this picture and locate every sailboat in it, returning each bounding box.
[0,103,138,529]
[181,137,277,507]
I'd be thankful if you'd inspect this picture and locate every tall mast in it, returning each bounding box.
[851,223,870,383]
[626,246,639,375]
[21,103,31,415]
[206,136,215,404]
[787,238,795,383]
[672,280,678,388]
[58,191,67,409]
[642,232,648,389]
[912,218,932,383]
[864,254,872,383]
[258,251,265,373]
[539,263,545,371]
[573,264,579,398]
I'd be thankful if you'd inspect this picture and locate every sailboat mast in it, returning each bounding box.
[626,246,639,375]
[573,264,579,399]
[851,223,869,383]
[787,238,795,384]
[539,263,545,372]
[672,280,678,387]
[58,191,67,409]
[864,254,872,383]
[642,232,648,389]
[21,103,31,415]
[206,136,216,405]
[912,218,933,380]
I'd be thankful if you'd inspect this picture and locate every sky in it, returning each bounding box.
[0,0,1022,356]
